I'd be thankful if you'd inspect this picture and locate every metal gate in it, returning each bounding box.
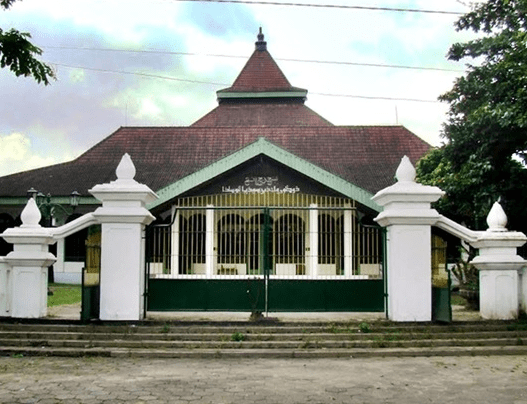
[145,201,385,313]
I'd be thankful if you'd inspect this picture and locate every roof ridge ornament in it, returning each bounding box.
[255,27,267,51]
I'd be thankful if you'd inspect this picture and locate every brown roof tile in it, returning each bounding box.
[0,126,430,199]
[192,103,333,127]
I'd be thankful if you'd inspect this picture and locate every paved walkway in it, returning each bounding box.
[47,303,482,322]
[1,355,526,403]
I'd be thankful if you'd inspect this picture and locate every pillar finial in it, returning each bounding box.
[395,155,416,183]
[115,153,136,181]
[486,200,508,232]
[20,197,41,228]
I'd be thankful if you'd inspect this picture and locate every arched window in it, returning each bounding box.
[274,214,305,265]
[218,214,245,265]
[179,214,206,274]
[318,214,336,265]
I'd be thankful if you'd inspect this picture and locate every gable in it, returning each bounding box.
[150,137,382,213]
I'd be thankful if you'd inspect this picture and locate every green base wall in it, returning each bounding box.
[147,279,384,312]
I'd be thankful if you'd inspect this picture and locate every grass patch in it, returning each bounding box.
[47,283,82,307]
[231,332,246,342]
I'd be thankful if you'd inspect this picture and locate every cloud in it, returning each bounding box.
[0,132,64,176]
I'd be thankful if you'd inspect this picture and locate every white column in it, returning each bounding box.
[343,205,353,276]
[205,205,214,277]
[470,202,526,320]
[170,207,180,275]
[90,154,157,321]
[2,199,56,318]
[309,204,318,277]
[373,156,444,322]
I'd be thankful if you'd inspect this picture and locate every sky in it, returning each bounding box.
[0,0,481,177]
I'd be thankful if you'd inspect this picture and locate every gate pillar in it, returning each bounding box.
[470,202,526,319]
[373,156,444,321]
[90,154,157,321]
[2,198,56,318]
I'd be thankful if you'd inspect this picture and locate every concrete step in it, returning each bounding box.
[2,345,527,359]
[0,337,525,350]
[1,330,527,342]
[1,320,526,358]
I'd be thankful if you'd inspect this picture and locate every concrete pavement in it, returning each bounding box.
[1,355,526,403]
[47,302,483,322]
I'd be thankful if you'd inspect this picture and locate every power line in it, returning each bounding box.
[311,92,438,103]
[52,62,440,103]
[52,62,228,86]
[171,0,464,15]
[43,46,462,73]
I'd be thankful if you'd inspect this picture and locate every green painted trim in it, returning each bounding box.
[0,196,100,206]
[0,197,28,206]
[150,138,381,212]
[217,91,308,99]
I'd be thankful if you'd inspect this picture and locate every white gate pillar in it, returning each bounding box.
[470,202,527,319]
[90,154,157,321]
[2,198,56,318]
[372,156,444,321]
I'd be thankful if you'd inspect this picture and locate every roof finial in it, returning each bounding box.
[255,27,267,51]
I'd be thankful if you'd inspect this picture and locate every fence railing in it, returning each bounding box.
[146,207,384,280]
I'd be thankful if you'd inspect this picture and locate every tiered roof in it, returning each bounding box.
[0,30,430,209]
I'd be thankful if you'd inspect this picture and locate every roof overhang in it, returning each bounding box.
[149,137,381,212]
[217,90,308,100]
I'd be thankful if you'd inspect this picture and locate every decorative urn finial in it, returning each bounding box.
[115,153,136,181]
[255,27,267,51]
[486,201,508,232]
[395,155,416,183]
[20,197,42,228]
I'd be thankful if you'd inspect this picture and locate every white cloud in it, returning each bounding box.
[0,133,65,176]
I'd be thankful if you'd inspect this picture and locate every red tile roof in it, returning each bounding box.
[217,30,306,96]
[192,103,332,127]
[0,126,430,199]
[221,49,296,93]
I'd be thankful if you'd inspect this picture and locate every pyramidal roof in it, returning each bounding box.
[216,28,308,101]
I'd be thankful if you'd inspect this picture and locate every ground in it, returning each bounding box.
[1,356,526,403]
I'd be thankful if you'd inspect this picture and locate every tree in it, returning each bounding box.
[417,0,527,233]
[0,0,55,84]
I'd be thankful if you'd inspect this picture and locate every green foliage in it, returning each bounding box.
[417,0,527,233]
[416,148,527,229]
[450,245,479,291]
[358,322,371,333]
[1,0,56,84]
[441,0,527,166]
[231,332,246,342]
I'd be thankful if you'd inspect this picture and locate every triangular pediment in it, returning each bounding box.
[149,138,381,212]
